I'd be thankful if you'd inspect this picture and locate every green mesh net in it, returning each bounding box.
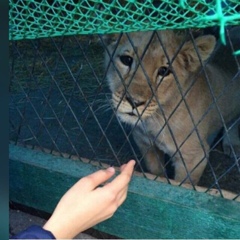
[9,0,240,42]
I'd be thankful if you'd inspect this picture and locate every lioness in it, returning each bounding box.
[103,29,240,185]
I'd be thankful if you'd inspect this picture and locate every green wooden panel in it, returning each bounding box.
[9,144,240,239]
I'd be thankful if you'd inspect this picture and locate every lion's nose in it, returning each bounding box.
[126,95,145,109]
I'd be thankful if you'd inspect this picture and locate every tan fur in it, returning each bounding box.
[104,29,240,185]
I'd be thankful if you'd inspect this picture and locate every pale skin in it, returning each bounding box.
[43,160,136,239]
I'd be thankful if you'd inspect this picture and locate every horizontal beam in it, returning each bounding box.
[9,144,240,239]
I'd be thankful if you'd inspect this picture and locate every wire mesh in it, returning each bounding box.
[9,0,240,41]
[101,27,240,195]
[9,3,240,239]
[9,26,240,200]
[9,36,137,166]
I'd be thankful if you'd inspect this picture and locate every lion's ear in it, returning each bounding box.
[101,33,120,46]
[180,35,216,72]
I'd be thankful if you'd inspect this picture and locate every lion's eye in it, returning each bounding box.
[158,66,171,76]
[120,55,133,67]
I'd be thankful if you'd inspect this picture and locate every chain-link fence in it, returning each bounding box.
[103,26,240,193]
[10,27,240,201]
[9,2,240,216]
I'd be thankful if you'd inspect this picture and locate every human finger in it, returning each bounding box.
[114,175,133,207]
[116,185,129,206]
[120,163,127,171]
[120,160,136,172]
[118,191,128,207]
[116,161,136,203]
[76,167,116,192]
[105,160,135,193]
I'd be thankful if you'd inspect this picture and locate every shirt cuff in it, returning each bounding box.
[11,225,56,239]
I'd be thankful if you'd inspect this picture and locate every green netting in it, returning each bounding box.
[9,0,240,42]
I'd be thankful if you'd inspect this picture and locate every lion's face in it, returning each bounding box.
[104,31,215,125]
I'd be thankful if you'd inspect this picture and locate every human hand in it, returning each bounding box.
[43,160,136,239]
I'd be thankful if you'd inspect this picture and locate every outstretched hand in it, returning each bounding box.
[43,160,136,239]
